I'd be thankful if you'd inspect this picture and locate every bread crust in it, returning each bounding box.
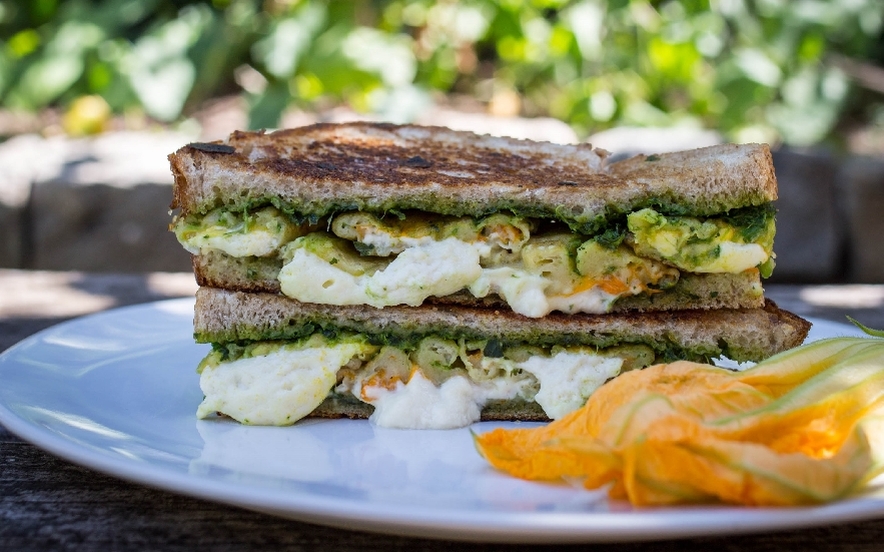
[194,287,810,363]
[606,143,778,208]
[169,123,777,232]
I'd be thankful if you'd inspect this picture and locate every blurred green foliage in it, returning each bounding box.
[1,0,882,145]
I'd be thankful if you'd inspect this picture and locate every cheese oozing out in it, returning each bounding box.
[468,267,621,317]
[174,206,303,258]
[279,236,624,317]
[279,237,483,308]
[361,371,484,429]
[517,350,623,419]
[353,351,623,427]
[196,341,372,425]
[197,339,630,428]
[627,207,774,274]
[693,242,769,273]
[179,206,773,316]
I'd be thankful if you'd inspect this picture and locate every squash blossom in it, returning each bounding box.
[474,323,884,506]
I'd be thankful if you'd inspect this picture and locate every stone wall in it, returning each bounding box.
[0,126,882,283]
[0,131,195,273]
[768,149,884,283]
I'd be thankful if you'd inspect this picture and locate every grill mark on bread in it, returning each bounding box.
[195,137,617,191]
[169,123,776,227]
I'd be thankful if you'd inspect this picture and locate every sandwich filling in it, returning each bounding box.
[174,205,775,317]
[196,333,656,429]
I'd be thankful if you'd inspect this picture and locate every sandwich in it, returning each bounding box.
[168,122,809,430]
[192,287,810,429]
[169,123,779,318]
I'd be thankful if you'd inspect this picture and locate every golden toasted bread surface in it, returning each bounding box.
[169,123,777,232]
[606,143,778,206]
[194,287,810,363]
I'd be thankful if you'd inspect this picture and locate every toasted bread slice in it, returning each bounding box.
[194,287,809,364]
[190,251,766,313]
[169,123,777,233]
[193,287,809,423]
[606,143,778,210]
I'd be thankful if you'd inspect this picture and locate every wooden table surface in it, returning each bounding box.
[3,269,884,551]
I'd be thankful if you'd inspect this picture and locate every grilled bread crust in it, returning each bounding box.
[194,287,810,363]
[189,251,765,313]
[169,123,777,231]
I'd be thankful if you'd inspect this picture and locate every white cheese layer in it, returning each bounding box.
[199,340,627,428]
[469,268,619,317]
[355,360,538,429]
[195,229,281,258]
[468,267,549,318]
[175,207,300,257]
[516,350,623,419]
[358,230,434,257]
[353,350,620,428]
[694,242,769,273]
[546,287,620,316]
[362,371,484,430]
[280,237,621,317]
[641,230,768,273]
[196,342,368,425]
[279,237,482,308]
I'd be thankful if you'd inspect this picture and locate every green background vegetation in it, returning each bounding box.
[2,0,882,146]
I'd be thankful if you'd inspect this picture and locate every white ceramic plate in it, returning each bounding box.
[0,299,881,543]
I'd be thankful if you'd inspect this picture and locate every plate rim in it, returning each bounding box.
[1,298,881,543]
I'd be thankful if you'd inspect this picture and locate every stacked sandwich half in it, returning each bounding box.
[169,122,810,429]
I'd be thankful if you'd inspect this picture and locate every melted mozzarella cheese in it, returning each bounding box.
[545,287,619,315]
[468,267,620,317]
[357,364,537,429]
[281,238,629,317]
[199,341,630,428]
[517,350,623,419]
[196,342,367,425]
[358,229,434,257]
[279,247,369,305]
[643,231,767,273]
[354,349,621,428]
[694,242,769,273]
[205,231,283,258]
[367,240,483,305]
[468,267,549,317]
[362,371,484,429]
[180,228,283,257]
[279,237,483,308]
[175,207,299,257]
